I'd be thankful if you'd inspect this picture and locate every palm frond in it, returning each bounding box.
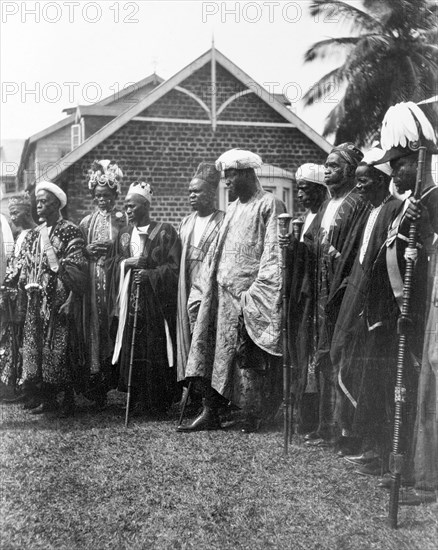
[302,67,346,106]
[309,1,384,31]
[304,36,359,63]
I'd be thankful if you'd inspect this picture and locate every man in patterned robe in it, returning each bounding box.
[80,160,127,407]
[19,182,87,416]
[176,162,225,384]
[178,149,285,433]
[0,193,36,399]
[303,143,370,449]
[109,181,181,416]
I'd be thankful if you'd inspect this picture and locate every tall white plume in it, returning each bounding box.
[380,101,437,151]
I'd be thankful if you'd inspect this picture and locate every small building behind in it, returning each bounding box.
[18,47,331,225]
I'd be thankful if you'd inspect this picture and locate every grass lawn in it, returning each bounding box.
[1,396,437,550]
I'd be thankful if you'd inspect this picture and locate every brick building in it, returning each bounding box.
[18,47,331,225]
[1,139,25,216]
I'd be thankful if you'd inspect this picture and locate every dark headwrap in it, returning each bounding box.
[191,162,221,188]
[330,142,364,167]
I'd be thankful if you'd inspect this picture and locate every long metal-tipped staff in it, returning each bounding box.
[278,213,293,455]
[388,145,426,528]
[125,281,141,428]
[290,218,305,443]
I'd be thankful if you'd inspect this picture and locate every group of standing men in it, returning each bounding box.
[0,149,284,435]
[281,101,437,506]
[0,101,437,505]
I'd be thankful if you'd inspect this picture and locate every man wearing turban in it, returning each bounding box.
[302,143,371,450]
[108,181,181,417]
[279,163,328,435]
[13,181,87,416]
[178,149,286,433]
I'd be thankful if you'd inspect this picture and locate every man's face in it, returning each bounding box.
[224,168,246,198]
[124,194,149,226]
[355,165,382,203]
[391,156,417,194]
[324,153,351,191]
[8,204,29,227]
[94,186,117,212]
[297,181,322,210]
[36,190,59,221]
[188,179,215,212]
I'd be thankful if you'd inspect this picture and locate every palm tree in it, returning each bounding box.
[303,0,438,146]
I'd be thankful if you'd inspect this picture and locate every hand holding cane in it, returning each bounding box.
[278,213,293,455]
[125,277,141,428]
[388,146,426,528]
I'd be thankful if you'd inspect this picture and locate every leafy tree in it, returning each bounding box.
[303,0,438,146]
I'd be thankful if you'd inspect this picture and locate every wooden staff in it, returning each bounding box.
[125,281,141,428]
[388,146,426,528]
[278,213,293,455]
[178,381,192,427]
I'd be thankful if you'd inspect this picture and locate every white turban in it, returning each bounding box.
[295,163,327,187]
[362,148,393,177]
[126,181,153,204]
[35,181,67,209]
[215,149,263,171]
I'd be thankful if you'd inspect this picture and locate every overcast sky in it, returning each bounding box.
[1,0,356,141]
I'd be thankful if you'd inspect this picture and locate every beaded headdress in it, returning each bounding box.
[88,160,123,194]
[8,192,32,208]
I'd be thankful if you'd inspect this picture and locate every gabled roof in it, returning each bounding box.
[33,48,331,185]
[95,73,164,106]
[62,73,165,116]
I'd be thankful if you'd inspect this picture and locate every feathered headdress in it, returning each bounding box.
[88,160,123,194]
[374,101,437,165]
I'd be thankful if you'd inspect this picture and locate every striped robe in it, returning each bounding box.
[176,210,225,382]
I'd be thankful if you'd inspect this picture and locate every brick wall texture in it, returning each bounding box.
[55,62,327,226]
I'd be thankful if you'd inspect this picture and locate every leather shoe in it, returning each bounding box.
[241,417,261,434]
[177,400,221,432]
[355,458,382,477]
[31,401,58,415]
[23,397,42,410]
[376,473,392,489]
[344,450,380,465]
[2,393,28,405]
[304,431,320,441]
[305,438,333,448]
[399,487,437,506]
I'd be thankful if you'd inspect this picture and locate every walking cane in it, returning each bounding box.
[388,146,426,528]
[278,213,293,455]
[178,381,192,426]
[125,280,141,428]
